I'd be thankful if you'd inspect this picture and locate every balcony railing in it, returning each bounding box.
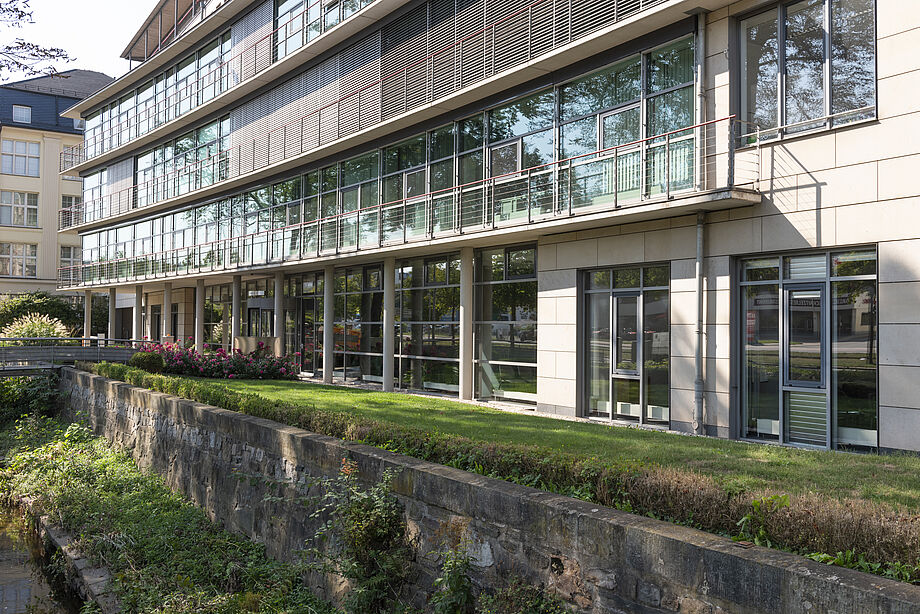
[59,0,675,218]
[58,116,760,289]
[60,0,378,173]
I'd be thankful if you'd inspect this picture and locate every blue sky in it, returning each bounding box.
[5,0,156,81]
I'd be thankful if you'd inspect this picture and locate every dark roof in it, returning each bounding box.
[3,70,114,100]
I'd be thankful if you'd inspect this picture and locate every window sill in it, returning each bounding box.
[0,225,41,230]
[736,115,878,151]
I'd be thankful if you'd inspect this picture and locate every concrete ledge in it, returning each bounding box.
[59,367,920,613]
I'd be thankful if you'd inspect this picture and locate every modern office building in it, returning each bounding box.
[0,71,112,299]
[59,0,914,451]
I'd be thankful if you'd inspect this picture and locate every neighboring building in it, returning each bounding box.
[0,70,113,298]
[58,0,914,452]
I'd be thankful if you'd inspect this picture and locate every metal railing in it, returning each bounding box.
[0,338,143,367]
[58,116,761,289]
[59,0,674,229]
[59,0,378,173]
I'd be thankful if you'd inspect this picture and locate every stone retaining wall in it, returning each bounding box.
[59,367,920,613]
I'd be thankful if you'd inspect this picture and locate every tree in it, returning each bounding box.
[0,0,72,79]
[0,292,82,335]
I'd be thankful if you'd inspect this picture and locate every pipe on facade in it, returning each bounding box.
[694,211,705,435]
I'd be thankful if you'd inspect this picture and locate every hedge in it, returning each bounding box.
[77,361,920,579]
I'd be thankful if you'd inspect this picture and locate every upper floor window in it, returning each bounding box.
[62,195,82,209]
[0,242,38,278]
[740,0,876,141]
[1,139,39,176]
[0,191,39,227]
[60,245,81,269]
[12,105,31,123]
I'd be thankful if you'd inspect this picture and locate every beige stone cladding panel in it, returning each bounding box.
[879,406,920,452]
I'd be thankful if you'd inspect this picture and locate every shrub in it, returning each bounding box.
[0,292,81,334]
[128,351,166,373]
[132,342,299,380]
[0,374,61,426]
[80,362,920,580]
[1,313,71,344]
[477,578,568,614]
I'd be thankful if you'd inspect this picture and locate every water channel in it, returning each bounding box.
[0,507,82,613]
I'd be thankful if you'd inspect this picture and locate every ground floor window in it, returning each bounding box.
[475,245,537,403]
[333,265,383,383]
[396,254,460,393]
[285,272,325,376]
[740,249,877,449]
[585,265,670,424]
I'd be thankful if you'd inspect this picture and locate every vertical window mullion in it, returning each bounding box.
[778,5,786,136]
[824,0,833,126]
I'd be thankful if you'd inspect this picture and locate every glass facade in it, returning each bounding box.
[475,246,537,403]
[740,250,877,449]
[585,265,670,424]
[204,285,231,349]
[285,271,325,376]
[77,35,699,287]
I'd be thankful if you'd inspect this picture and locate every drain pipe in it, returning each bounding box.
[694,211,705,435]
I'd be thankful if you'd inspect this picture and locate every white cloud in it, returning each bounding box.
[6,0,157,81]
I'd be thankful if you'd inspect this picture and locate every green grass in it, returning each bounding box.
[211,378,920,510]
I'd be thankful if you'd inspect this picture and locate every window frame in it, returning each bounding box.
[737,0,878,144]
[12,105,31,124]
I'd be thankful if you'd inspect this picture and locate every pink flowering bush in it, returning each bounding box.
[135,342,299,380]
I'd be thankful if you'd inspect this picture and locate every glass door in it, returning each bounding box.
[612,294,642,420]
[783,284,829,447]
[302,297,317,375]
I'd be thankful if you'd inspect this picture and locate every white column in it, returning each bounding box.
[83,290,92,343]
[382,257,396,392]
[107,287,117,342]
[323,265,335,384]
[133,285,143,344]
[162,282,172,339]
[274,271,285,356]
[459,247,474,400]
[231,275,242,347]
[195,279,205,353]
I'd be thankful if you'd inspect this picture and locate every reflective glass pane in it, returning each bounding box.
[559,57,640,121]
[587,293,610,418]
[602,107,640,149]
[490,143,518,177]
[743,258,780,282]
[615,295,638,371]
[643,289,669,423]
[742,10,780,132]
[832,0,875,124]
[613,378,640,420]
[785,0,826,132]
[831,250,876,277]
[488,89,555,142]
[742,284,780,440]
[787,288,823,384]
[832,280,877,448]
[560,117,597,160]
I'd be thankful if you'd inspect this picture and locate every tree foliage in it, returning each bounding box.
[0,292,82,334]
[0,0,72,79]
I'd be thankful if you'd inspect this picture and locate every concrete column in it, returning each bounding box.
[195,279,205,353]
[231,275,241,347]
[323,265,335,384]
[83,290,92,342]
[459,247,474,400]
[382,257,396,392]
[162,282,172,339]
[274,271,284,356]
[133,285,143,344]
[107,287,116,343]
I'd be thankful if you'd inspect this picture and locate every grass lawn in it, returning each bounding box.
[209,378,920,511]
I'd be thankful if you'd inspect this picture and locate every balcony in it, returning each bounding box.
[58,116,761,290]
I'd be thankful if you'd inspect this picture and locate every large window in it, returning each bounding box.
[204,285,231,349]
[0,191,38,227]
[740,250,877,449]
[333,266,383,383]
[585,265,670,424]
[740,0,875,140]
[60,246,81,270]
[475,245,537,403]
[1,140,39,176]
[0,243,37,277]
[397,254,461,393]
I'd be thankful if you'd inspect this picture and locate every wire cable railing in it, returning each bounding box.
[0,338,144,368]
[60,0,378,172]
[59,116,760,289]
[59,0,673,229]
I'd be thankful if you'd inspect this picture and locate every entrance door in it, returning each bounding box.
[783,284,828,447]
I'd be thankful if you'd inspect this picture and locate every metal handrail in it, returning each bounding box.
[58,0,671,229]
[60,0,376,172]
[57,116,759,289]
[0,337,144,369]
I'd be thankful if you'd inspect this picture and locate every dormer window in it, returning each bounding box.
[12,105,31,124]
